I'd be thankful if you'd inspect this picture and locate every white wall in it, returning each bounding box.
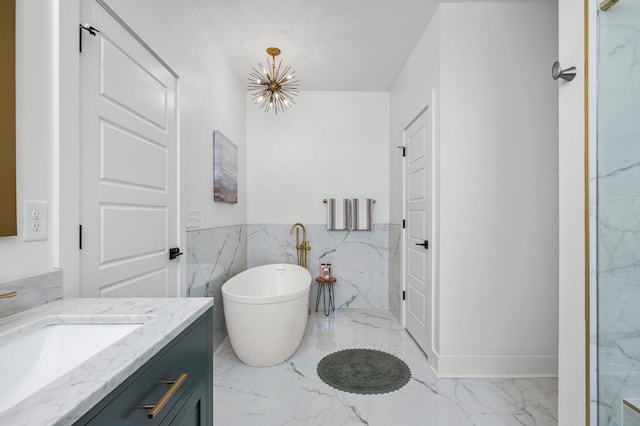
[56,0,81,296]
[103,0,247,230]
[391,2,559,376]
[246,91,389,225]
[438,2,559,376]
[0,0,56,281]
[389,9,441,224]
[0,0,247,294]
[558,0,587,420]
[68,0,247,295]
[390,8,442,360]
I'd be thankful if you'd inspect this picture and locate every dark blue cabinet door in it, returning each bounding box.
[75,307,213,426]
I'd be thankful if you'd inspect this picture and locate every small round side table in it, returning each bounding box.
[315,276,336,316]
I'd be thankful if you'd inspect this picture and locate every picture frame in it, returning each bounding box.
[213,130,238,204]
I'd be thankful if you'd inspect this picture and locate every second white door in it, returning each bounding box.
[404,107,432,355]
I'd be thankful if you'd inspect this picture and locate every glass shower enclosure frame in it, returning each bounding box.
[592,0,640,424]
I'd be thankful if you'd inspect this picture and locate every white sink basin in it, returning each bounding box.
[0,319,143,413]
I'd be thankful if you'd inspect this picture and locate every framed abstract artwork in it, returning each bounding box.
[213,130,238,203]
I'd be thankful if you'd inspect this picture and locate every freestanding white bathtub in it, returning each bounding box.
[221,264,311,367]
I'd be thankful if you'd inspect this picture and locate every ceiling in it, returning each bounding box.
[195,0,439,92]
[196,0,556,92]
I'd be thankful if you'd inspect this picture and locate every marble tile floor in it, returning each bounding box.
[214,310,558,425]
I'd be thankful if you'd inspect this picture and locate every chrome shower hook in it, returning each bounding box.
[551,61,577,82]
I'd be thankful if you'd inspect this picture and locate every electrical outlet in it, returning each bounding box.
[23,200,48,242]
[186,209,201,229]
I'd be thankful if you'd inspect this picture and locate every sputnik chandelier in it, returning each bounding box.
[248,47,299,114]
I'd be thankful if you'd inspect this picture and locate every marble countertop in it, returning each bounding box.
[0,297,213,426]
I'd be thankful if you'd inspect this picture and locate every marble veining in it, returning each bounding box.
[388,224,402,323]
[187,225,246,350]
[596,1,640,425]
[214,309,558,425]
[0,270,62,319]
[0,297,212,426]
[248,224,389,310]
[187,223,393,351]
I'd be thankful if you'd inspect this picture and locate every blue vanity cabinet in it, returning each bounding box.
[164,372,208,426]
[74,307,213,426]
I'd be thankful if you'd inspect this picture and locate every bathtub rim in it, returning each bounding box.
[221,263,311,305]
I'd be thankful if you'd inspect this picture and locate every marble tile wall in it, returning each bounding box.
[247,224,390,311]
[596,2,640,425]
[187,223,393,350]
[0,270,63,319]
[186,225,247,350]
[388,224,402,323]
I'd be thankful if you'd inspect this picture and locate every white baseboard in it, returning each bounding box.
[432,354,558,378]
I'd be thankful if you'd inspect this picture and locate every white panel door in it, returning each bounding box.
[404,108,432,354]
[79,1,179,297]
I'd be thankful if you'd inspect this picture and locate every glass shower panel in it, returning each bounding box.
[597,1,640,425]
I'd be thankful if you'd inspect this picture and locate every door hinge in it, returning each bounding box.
[79,225,82,250]
[79,23,100,53]
[402,290,406,300]
[402,219,406,229]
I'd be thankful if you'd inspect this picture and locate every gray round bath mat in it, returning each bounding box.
[317,348,411,395]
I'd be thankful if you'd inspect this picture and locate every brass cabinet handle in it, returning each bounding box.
[140,373,187,419]
[0,292,17,299]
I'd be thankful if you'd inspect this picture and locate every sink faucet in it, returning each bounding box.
[289,223,310,268]
[0,291,17,299]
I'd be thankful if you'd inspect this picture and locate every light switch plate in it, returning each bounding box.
[23,200,48,242]
[186,209,201,229]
